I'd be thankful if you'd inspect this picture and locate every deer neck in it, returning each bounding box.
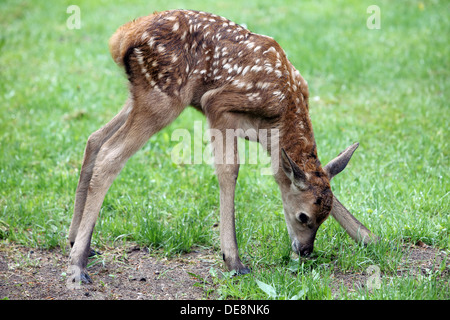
[277,102,323,179]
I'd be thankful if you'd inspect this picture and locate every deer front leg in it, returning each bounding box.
[215,163,251,275]
[208,114,251,275]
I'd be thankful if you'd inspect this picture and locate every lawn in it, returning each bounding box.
[0,0,448,299]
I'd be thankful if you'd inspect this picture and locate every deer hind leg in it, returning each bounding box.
[68,89,185,284]
[68,98,132,250]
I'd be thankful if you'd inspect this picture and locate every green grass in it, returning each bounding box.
[0,0,448,299]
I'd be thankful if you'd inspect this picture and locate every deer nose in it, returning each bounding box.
[299,245,313,257]
[291,240,301,254]
[292,240,314,257]
[292,240,313,257]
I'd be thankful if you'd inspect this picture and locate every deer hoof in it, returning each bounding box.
[68,270,92,286]
[222,253,251,275]
[89,248,101,257]
[66,265,92,288]
[79,271,93,284]
[236,266,252,275]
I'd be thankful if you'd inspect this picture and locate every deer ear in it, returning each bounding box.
[281,148,308,190]
[323,142,359,180]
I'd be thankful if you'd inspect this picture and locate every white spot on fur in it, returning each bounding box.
[250,65,263,72]
[263,47,277,55]
[165,15,177,21]
[157,44,165,53]
[247,92,261,102]
[232,79,246,89]
[264,64,273,74]
[148,37,155,47]
[141,31,149,42]
[242,65,250,76]
[275,60,282,68]
[134,48,144,65]
[256,82,271,89]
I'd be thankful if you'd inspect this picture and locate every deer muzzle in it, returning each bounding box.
[291,238,315,257]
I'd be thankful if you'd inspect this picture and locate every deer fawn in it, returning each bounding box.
[67,10,376,284]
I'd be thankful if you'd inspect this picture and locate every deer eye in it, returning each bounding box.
[298,212,309,224]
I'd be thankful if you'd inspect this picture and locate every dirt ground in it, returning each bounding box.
[0,243,219,300]
[0,241,448,300]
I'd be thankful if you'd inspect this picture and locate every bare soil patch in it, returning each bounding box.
[0,243,218,300]
[0,241,447,300]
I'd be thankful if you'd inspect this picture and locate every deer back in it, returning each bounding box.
[109,10,310,119]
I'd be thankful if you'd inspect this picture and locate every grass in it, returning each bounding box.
[0,0,449,299]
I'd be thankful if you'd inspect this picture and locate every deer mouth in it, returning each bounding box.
[292,239,314,257]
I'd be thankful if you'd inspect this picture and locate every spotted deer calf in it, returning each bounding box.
[68,10,376,284]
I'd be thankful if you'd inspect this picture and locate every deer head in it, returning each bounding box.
[279,143,359,256]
